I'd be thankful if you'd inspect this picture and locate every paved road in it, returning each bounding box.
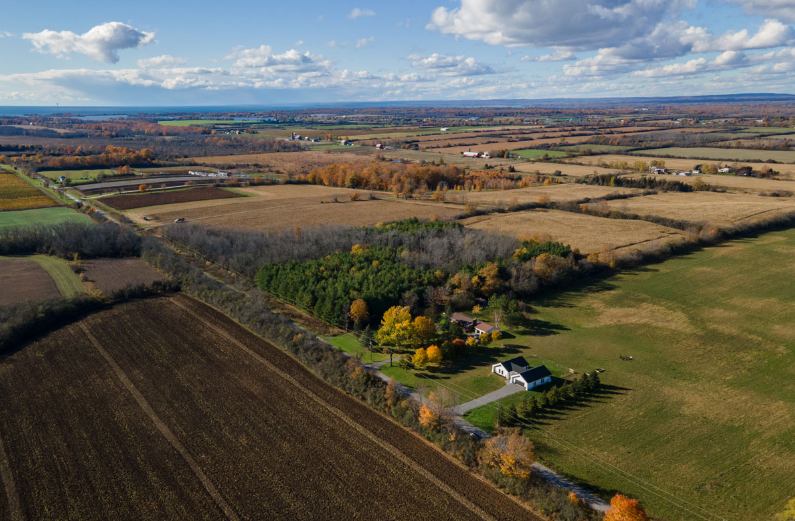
[453,381,525,415]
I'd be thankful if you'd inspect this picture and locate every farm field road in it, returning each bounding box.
[0,295,538,521]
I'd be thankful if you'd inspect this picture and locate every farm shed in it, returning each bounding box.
[475,322,499,336]
[450,312,475,329]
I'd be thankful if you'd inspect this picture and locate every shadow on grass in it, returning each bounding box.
[509,383,632,428]
[413,344,528,382]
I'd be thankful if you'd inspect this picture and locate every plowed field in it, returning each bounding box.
[0,259,59,307]
[80,258,165,293]
[0,295,536,520]
[100,187,246,210]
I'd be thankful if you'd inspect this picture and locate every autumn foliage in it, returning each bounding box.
[479,429,537,481]
[604,494,649,521]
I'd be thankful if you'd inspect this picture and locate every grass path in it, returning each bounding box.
[0,254,86,297]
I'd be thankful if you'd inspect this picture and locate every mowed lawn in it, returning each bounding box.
[464,230,795,521]
[0,207,92,229]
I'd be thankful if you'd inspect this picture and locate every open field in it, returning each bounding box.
[604,191,795,225]
[567,153,795,181]
[456,229,795,520]
[323,333,389,363]
[100,187,246,210]
[513,149,568,159]
[0,207,92,229]
[0,258,60,307]
[0,295,536,520]
[738,126,795,134]
[461,209,685,253]
[513,162,623,178]
[79,258,165,293]
[635,147,795,162]
[123,184,461,229]
[426,135,599,155]
[458,184,640,207]
[0,172,57,211]
[158,119,264,126]
[188,149,377,172]
[25,254,85,297]
[559,144,633,153]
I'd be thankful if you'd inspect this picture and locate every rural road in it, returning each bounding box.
[453,381,525,415]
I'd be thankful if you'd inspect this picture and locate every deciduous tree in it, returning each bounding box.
[350,299,369,322]
[604,494,649,521]
[412,347,428,368]
[426,345,442,365]
[480,430,537,480]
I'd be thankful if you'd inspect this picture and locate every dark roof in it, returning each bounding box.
[498,356,530,373]
[516,365,552,383]
[450,312,474,323]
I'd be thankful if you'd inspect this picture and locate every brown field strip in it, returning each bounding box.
[80,258,165,293]
[188,150,376,171]
[604,191,795,225]
[124,185,460,229]
[0,259,60,307]
[512,162,623,177]
[0,295,537,519]
[0,432,21,521]
[100,187,245,210]
[462,209,685,253]
[458,184,640,206]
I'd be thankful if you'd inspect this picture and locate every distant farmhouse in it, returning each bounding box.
[492,356,552,391]
[448,312,500,337]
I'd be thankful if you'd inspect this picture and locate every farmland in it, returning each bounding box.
[0,258,60,307]
[513,149,568,159]
[460,183,640,207]
[0,295,536,520]
[458,229,795,521]
[158,119,264,126]
[36,168,125,183]
[188,149,375,171]
[604,191,795,225]
[0,172,56,211]
[100,187,247,211]
[79,258,164,293]
[461,209,685,254]
[0,207,93,229]
[635,147,795,162]
[122,184,462,229]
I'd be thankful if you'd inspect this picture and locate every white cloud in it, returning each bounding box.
[224,45,329,71]
[348,7,375,19]
[725,0,795,21]
[0,31,11,38]
[137,55,187,69]
[427,0,694,49]
[521,50,576,62]
[684,19,794,52]
[356,37,375,48]
[23,22,155,63]
[396,18,411,28]
[295,39,304,46]
[408,53,496,76]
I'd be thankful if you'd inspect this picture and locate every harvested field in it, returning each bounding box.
[426,135,599,154]
[124,184,460,228]
[461,209,685,253]
[0,295,536,520]
[0,173,56,211]
[604,191,795,226]
[100,187,246,210]
[635,147,795,163]
[79,258,165,293]
[188,150,376,172]
[0,259,59,307]
[456,184,640,206]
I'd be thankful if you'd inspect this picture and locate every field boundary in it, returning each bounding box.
[0,432,22,521]
[77,322,240,521]
[169,297,503,521]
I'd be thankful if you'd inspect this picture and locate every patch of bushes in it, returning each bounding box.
[0,222,141,258]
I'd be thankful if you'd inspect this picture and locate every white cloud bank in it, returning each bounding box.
[348,8,375,19]
[23,22,155,63]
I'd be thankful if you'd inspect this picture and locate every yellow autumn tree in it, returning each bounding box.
[412,347,428,368]
[418,390,454,431]
[426,345,442,365]
[349,299,369,322]
[376,305,412,347]
[480,430,537,481]
[604,494,649,521]
[411,316,436,347]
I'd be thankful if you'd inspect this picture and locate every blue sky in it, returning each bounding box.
[2,0,795,105]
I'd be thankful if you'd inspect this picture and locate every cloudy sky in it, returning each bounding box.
[2,0,795,105]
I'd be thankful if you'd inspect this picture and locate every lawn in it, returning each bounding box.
[513,149,569,159]
[451,230,795,521]
[322,333,388,363]
[37,169,125,184]
[0,254,84,297]
[0,207,92,229]
[635,146,795,162]
[558,144,632,153]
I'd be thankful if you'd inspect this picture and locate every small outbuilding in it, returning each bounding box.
[475,322,499,336]
[450,312,475,329]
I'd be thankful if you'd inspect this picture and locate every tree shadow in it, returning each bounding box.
[421,343,528,379]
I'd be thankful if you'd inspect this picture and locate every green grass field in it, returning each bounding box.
[449,231,795,521]
[739,127,795,135]
[323,333,388,363]
[0,254,85,297]
[513,149,569,159]
[634,147,795,162]
[0,207,92,229]
[558,144,633,153]
[37,169,124,183]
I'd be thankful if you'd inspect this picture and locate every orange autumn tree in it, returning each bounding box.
[480,429,537,480]
[605,494,649,521]
[349,299,369,322]
[418,390,454,431]
[426,345,442,365]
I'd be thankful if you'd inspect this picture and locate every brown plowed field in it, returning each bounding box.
[0,295,537,520]
[80,258,165,293]
[0,259,59,307]
[457,184,640,206]
[100,187,245,210]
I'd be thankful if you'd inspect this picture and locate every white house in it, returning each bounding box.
[719,167,731,173]
[492,356,530,379]
[475,322,499,336]
[492,357,552,391]
[511,365,552,390]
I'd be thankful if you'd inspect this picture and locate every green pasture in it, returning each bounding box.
[323,333,388,363]
[37,169,124,183]
[158,119,264,126]
[0,207,92,229]
[513,149,569,159]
